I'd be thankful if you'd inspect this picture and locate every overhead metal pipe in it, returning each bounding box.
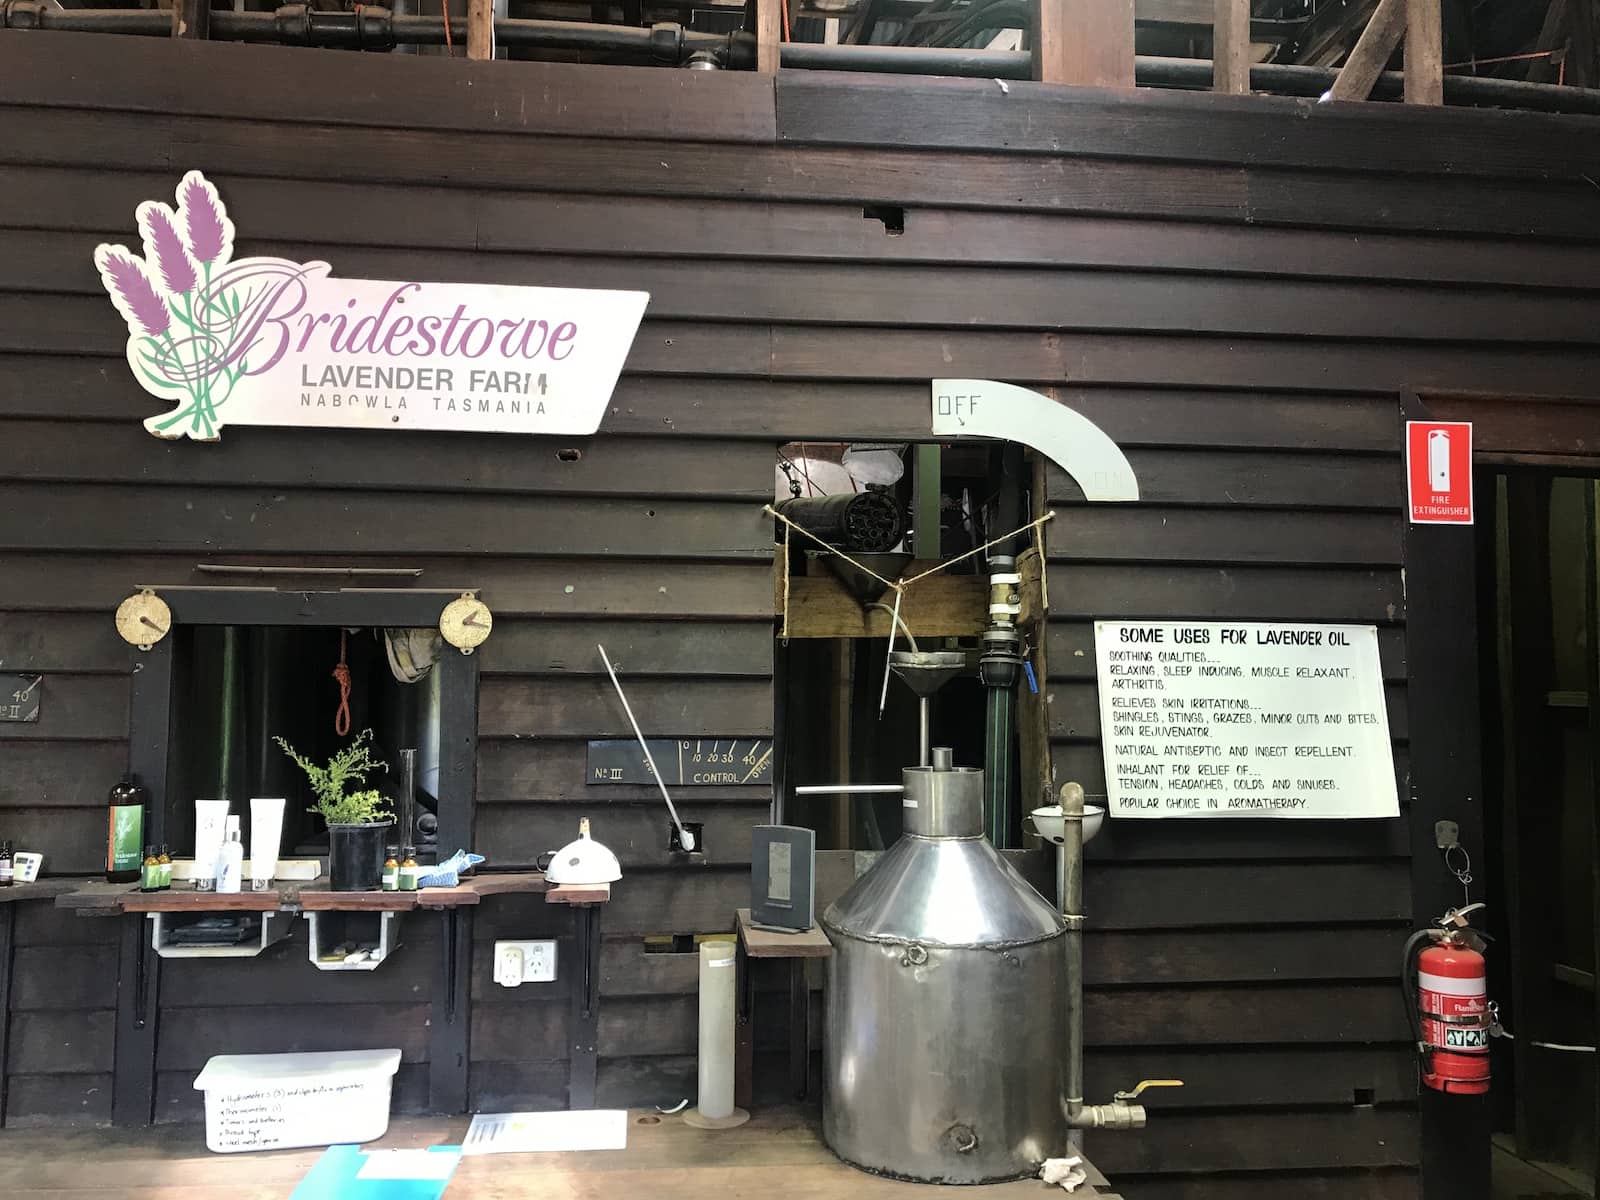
[5,2,1600,117]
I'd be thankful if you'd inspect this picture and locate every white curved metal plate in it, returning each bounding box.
[931,379,1139,502]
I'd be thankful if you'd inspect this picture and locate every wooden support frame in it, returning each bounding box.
[468,0,495,59]
[1326,0,1406,102]
[1032,0,1135,87]
[1212,0,1250,94]
[757,0,782,73]
[1405,0,1442,105]
[567,904,604,1108]
[171,0,210,40]
[115,585,483,1125]
[429,907,472,1114]
[1326,0,1442,104]
[0,903,14,1125]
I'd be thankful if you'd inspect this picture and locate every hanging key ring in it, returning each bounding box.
[1444,844,1473,905]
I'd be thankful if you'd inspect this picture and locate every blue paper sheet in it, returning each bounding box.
[290,1144,461,1200]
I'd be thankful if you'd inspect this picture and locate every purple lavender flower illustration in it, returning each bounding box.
[138,204,198,296]
[178,170,232,266]
[95,246,171,338]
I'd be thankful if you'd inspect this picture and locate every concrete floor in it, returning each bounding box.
[1495,1139,1592,1200]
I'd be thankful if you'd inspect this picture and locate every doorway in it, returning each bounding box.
[1482,471,1600,1199]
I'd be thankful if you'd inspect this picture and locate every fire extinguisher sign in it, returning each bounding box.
[1406,420,1473,525]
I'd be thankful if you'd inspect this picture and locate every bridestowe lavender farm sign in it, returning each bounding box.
[95,172,648,440]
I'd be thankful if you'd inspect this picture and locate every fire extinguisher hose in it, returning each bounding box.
[1400,928,1434,1055]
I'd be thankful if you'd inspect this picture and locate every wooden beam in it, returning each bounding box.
[1033,0,1136,87]
[467,0,495,59]
[171,0,209,39]
[777,560,984,640]
[1212,0,1250,93]
[1404,0,1442,105]
[757,0,782,73]
[1326,0,1406,103]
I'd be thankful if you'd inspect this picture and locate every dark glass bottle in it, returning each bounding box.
[106,775,148,884]
[0,841,13,888]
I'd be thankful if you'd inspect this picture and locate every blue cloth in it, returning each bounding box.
[417,849,485,890]
[289,1145,460,1200]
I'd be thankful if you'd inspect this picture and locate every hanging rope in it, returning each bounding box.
[765,505,1054,588]
[332,628,352,737]
[764,503,1055,643]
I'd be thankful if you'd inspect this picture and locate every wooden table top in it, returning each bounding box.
[736,907,833,958]
[0,878,79,905]
[55,872,604,915]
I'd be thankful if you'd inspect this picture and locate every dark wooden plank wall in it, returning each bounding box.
[1,29,1596,1195]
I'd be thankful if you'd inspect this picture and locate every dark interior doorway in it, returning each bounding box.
[1481,470,1600,1199]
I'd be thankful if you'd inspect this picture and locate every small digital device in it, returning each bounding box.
[751,825,816,932]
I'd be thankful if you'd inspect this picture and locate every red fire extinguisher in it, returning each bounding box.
[1402,902,1494,1095]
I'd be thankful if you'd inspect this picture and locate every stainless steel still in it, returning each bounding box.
[821,747,1068,1184]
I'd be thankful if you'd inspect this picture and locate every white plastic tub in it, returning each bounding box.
[192,1048,402,1153]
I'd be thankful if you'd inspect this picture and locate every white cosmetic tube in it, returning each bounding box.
[249,798,285,892]
[192,800,229,892]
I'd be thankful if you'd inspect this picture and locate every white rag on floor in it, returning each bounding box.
[1040,1155,1088,1193]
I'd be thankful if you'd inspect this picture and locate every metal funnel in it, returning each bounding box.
[891,650,967,768]
[889,650,967,698]
[821,551,911,605]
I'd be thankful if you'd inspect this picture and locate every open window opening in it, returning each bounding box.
[129,589,478,881]
[163,624,443,866]
[773,440,1044,851]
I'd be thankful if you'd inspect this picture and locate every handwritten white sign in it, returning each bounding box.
[1093,621,1399,820]
[96,172,647,441]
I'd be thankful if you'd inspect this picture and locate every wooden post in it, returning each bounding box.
[757,0,782,73]
[171,0,210,40]
[1402,393,1490,1200]
[1326,0,1406,102]
[467,0,494,60]
[1404,0,1443,105]
[1032,0,1136,87]
[1212,0,1250,93]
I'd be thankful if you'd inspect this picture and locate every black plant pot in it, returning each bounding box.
[328,820,393,892]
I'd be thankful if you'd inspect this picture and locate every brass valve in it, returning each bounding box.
[1113,1079,1185,1104]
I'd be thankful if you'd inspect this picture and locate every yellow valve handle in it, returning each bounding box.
[1116,1079,1185,1101]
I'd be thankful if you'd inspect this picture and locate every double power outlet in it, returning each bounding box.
[492,940,558,987]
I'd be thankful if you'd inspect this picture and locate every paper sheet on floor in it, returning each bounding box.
[461,1109,629,1156]
[290,1144,461,1200]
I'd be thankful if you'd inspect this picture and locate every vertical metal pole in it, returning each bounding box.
[912,445,942,561]
[1060,782,1086,1153]
[918,695,930,768]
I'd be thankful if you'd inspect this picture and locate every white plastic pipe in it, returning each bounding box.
[696,939,738,1120]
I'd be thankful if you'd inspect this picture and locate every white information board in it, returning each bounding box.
[1093,621,1399,820]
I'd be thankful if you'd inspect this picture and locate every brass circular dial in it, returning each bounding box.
[440,592,493,654]
[115,589,172,652]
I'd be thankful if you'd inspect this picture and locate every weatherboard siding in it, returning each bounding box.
[1,29,1596,1195]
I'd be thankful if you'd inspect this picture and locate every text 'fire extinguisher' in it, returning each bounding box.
[1403,902,1499,1096]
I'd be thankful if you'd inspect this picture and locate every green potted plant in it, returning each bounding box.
[275,729,393,892]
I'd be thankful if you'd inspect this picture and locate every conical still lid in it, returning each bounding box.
[820,551,911,605]
[889,649,967,698]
